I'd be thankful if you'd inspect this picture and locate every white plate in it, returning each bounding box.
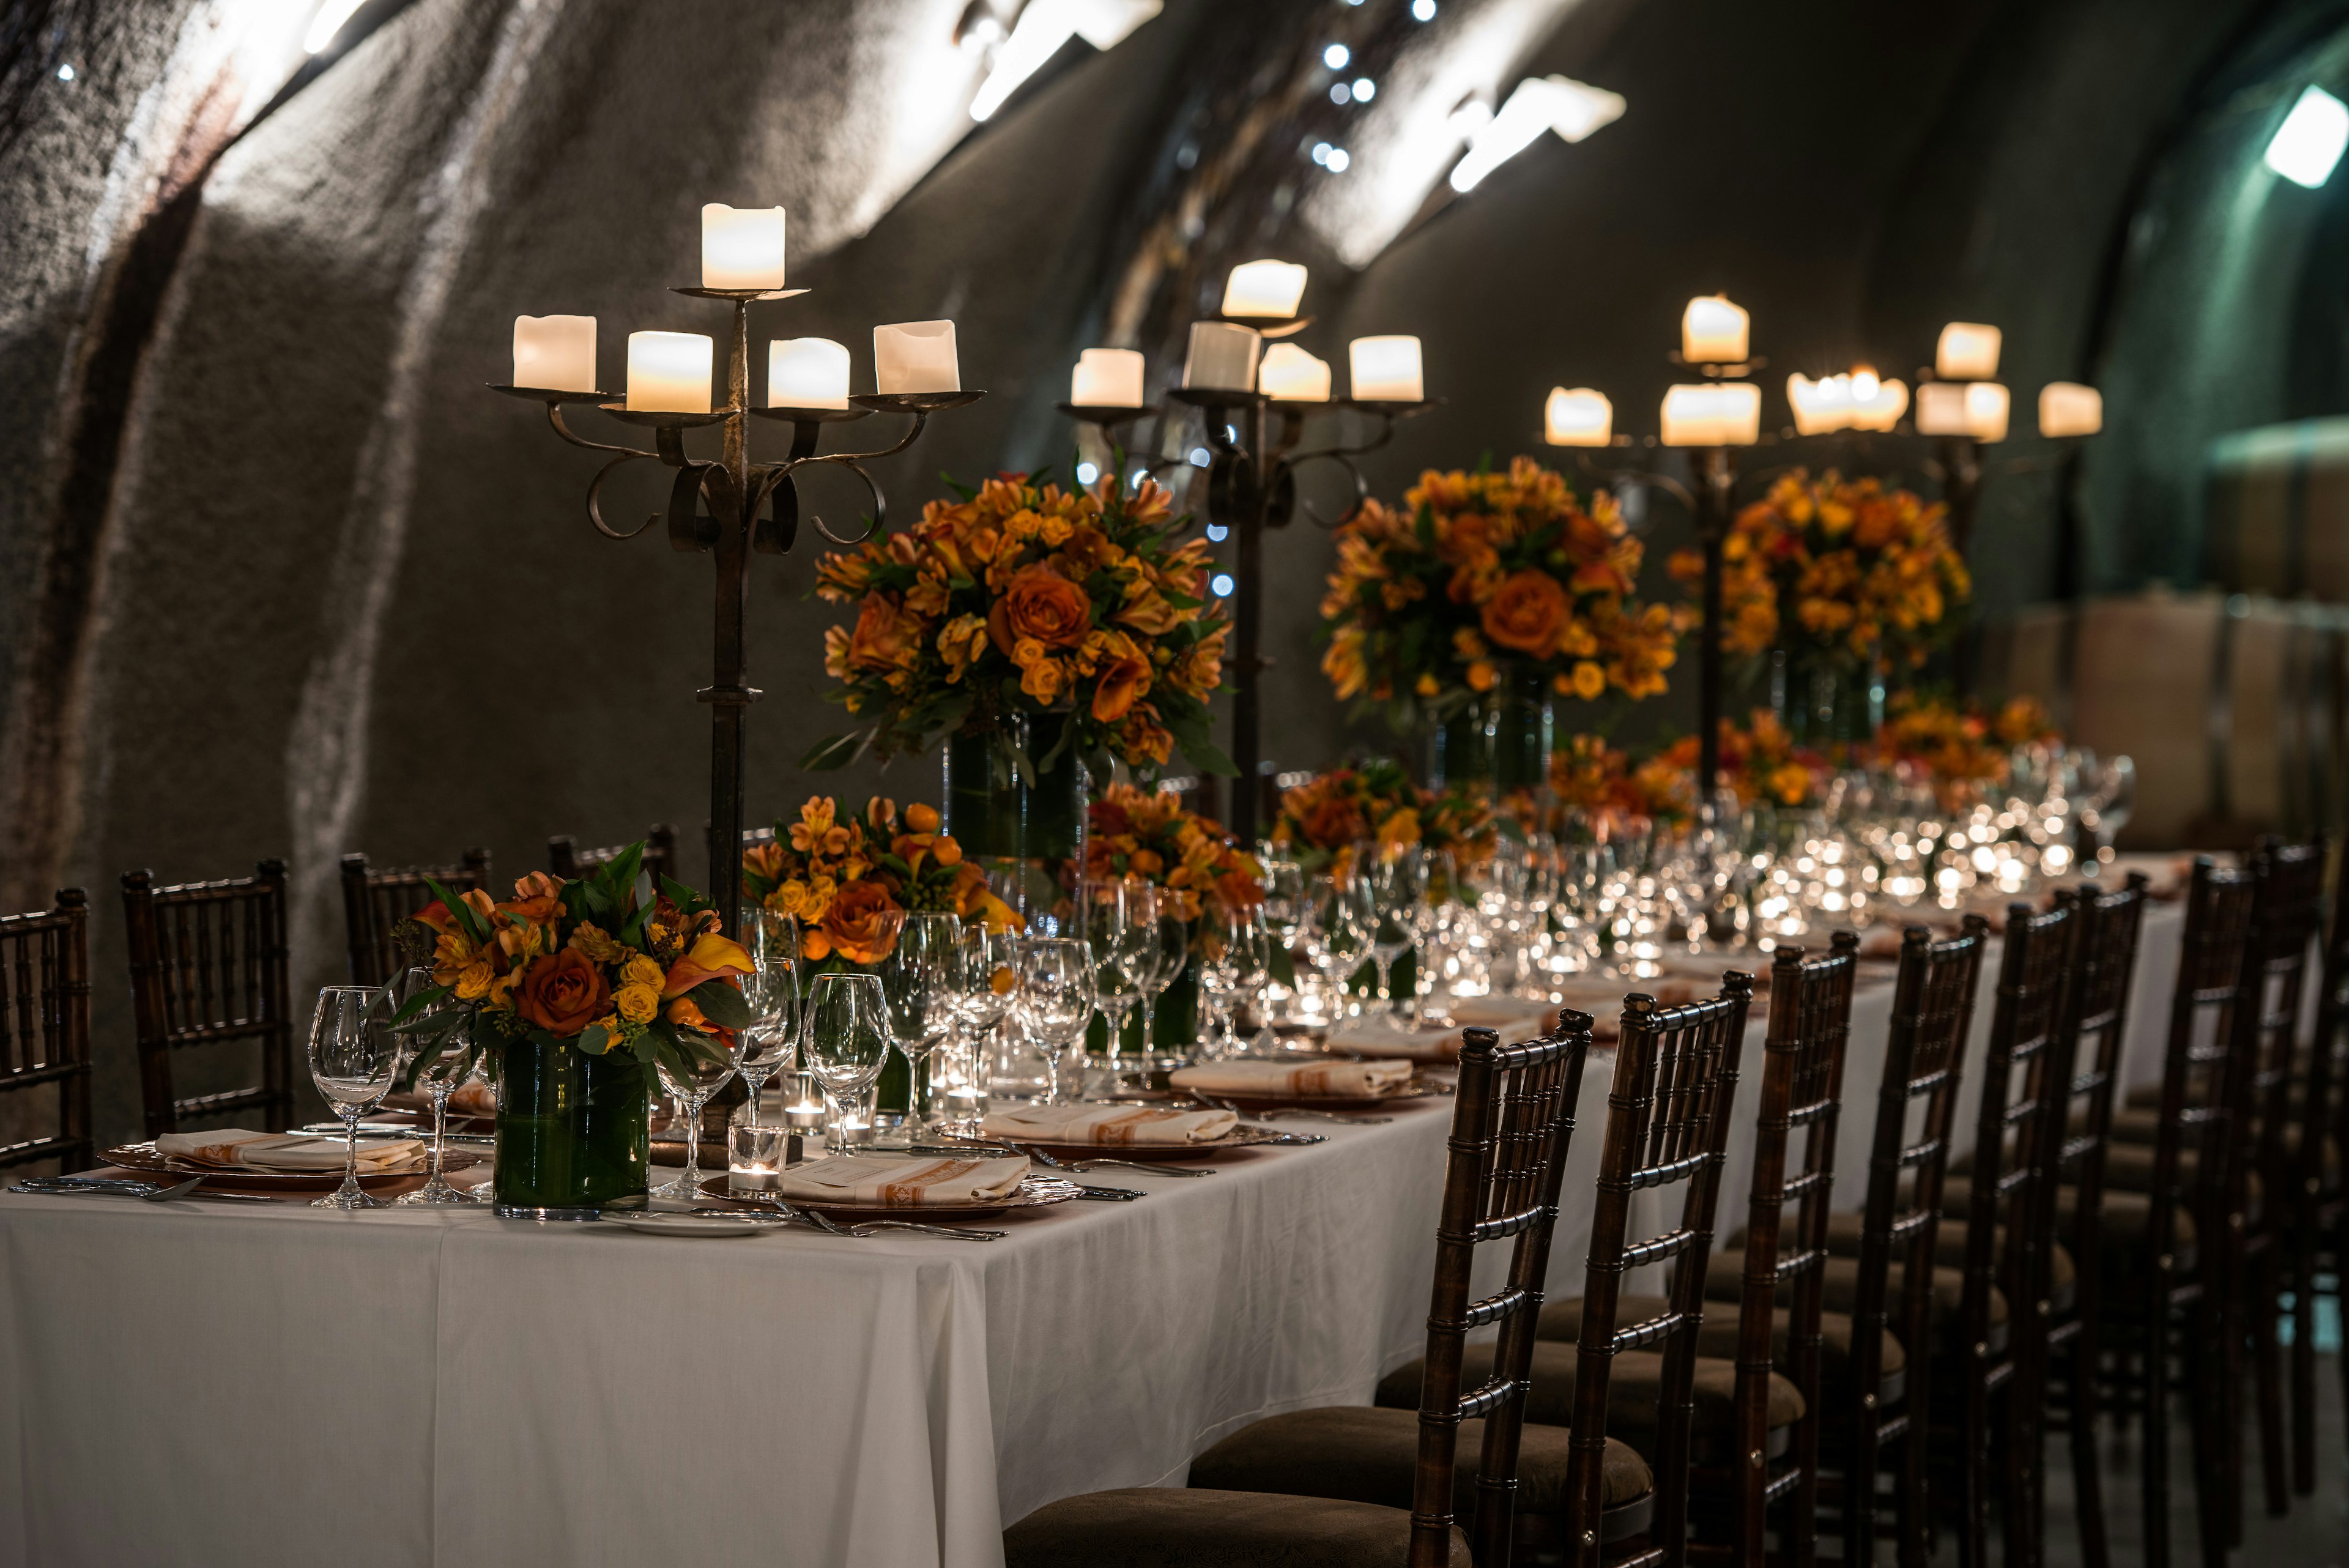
[617,1212,792,1238]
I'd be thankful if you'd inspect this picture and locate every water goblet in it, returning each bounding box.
[390,967,479,1206]
[308,984,400,1210]
[1015,937,1097,1103]
[882,911,962,1137]
[1364,845,1427,1020]
[1077,879,1152,1093]
[653,1026,738,1202]
[1197,899,1271,1058]
[1132,885,1190,1069]
[803,972,892,1152]
[732,913,801,1123]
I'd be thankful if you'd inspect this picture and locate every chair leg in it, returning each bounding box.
[1956,1370,1987,1568]
[1899,1411,1930,1568]
[2250,1247,2289,1518]
[2290,1230,2317,1496]
[2143,1317,2173,1568]
[2188,1291,2230,1568]
[2066,1327,2111,1568]
[1846,1413,1879,1568]
[2006,1367,2043,1568]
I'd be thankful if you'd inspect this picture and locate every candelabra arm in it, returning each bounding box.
[547,403,658,461]
[585,454,664,541]
[771,411,933,472]
[751,458,887,548]
[1575,451,1696,512]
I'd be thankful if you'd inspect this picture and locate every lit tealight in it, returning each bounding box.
[700,204,789,291]
[1681,295,1750,364]
[1221,259,1308,319]
[1543,386,1612,447]
[1935,321,2002,381]
[2038,381,2102,439]
[1258,342,1331,401]
[1348,335,1423,402]
[1917,379,2008,440]
[768,337,850,409]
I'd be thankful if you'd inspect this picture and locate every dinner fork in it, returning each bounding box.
[751,1199,1005,1242]
[1014,1145,1203,1182]
[1187,1092,1393,1126]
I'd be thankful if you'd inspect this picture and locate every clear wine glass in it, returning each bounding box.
[1363,845,1427,1022]
[308,984,399,1211]
[1132,885,1191,1069]
[653,1017,738,1201]
[883,911,961,1136]
[392,966,478,1206]
[803,971,892,1151]
[1406,848,1458,1022]
[1197,900,1271,1058]
[1078,879,1152,1093]
[1015,937,1097,1104]
[1301,871,1373,1021]
[948,924,1020,1130]
[732,912,801,1126]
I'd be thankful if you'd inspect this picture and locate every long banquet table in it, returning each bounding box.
[0,897,2186,1568]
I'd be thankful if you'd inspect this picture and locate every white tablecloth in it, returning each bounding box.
[0,895,2189,1568]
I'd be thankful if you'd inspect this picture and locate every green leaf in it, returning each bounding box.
[688,979,752,1030]
[423,874,489,948]
[577,1024,612,1056]
[801,731,867,771]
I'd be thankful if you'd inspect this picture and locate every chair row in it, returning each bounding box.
[1007,839,2346,1567]
[0,826,674,1164]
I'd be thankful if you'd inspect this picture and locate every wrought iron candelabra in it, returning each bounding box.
[494,288,981,934]
[1059,387,1430,845]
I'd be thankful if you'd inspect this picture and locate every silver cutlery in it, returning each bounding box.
[300,1121,495,1146]
[719,1197,1007,1241]
[10,1176,275,1205]
[1188,1092,1393,1126]
[1068,1157,1211,1177]
[1012,1147,1167,1193]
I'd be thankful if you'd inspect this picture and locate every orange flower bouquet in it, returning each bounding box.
[1652,710,1832,812]
[1319,456,1683,726]
[1873,694,2011,806]
[1535,735,1699,836]
[742,795,1020,978]
[1270,759,1496,872]
[1671,469,1970,684]
[1082,783,1264,921]
[803,470,1233,782]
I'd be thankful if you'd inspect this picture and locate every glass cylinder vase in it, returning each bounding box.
[1432,669,1551,794]
[943,711,1086,932]
[493,1035,650,1216]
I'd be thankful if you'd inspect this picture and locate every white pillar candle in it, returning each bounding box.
[1786,373,1851,436]
[626,330,714,413]
[1964,381,2010,442]
[1660,382,1761,447]
[1543,387,1612,446]
[1847,370,1909,431]
[1935,321,2002,381]
[1915,381,1968,436]
[1258,342,1331,401]
[768,337,850,409]
[513,314,596,392]
[1221,259,1309,319]
[1681,295,1750,363]
[1348,335,1423,402]
[1182,321,1262,392]
[2038,381,2102,439]
[1071,347,1146,407]
[701,204,789,290]
[874,320,960,395]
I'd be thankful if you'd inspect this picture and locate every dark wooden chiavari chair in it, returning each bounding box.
[1006,1018,1605,1567]
[0,890,94,1176]
[2290,851,2348,1499]
[121,861,294,1138]
[338,847,492,987]
[1842,918,1989,1568]
[547,823,676,885]
[1935,900,2075,1568]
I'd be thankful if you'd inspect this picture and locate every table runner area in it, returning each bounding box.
[1,899,2186,1568]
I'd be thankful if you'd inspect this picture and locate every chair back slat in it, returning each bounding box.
[339,849,492,988]
[122,861,293,1138]
[1568,975,1756,1568]
[2043,873,2152,1337]
[0,890,93,1173]
[2307,853,2349,1274]
[1846,916,1988,1567]
[1410,1014,1594,1568]
[2238,838,2325,1249]
[548,825,677,885]
[1727,932,1858,1563]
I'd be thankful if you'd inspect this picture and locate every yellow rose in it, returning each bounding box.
[614,983,658,1024]
[568,923,625,964]
[1571,661,1607,700]
[619,954,665,993]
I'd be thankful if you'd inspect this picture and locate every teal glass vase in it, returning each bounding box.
[943,711,1086,931]
[492,1036,650,1214]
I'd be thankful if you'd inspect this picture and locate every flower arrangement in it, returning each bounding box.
[1672,469,1970,677]
[1318,457,1683,726]
[1082,783,1264,920]
[1992,694,2059,749]
[1538,734,1698,834]
[1270,758,1497,869]
[393,847,753,1088]
[742,795,1020,972]
[1652,710,1831,811]
[803,470,1232,781]
[1874,694,2009,798]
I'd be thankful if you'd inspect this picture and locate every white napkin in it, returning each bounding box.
[1323,1017,1513,1064]
[774,1153,1030,1206]
[983,1103,1239,1145]
[1443,993,1551,1027]
[1171,1058,1415,1099]
[154,1129,424,1173]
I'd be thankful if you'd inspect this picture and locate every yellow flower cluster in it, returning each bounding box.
[1319,457,1682,714]
[1083,784,1265,922]
[743,796,1019,969]
[1671,469,1969,674]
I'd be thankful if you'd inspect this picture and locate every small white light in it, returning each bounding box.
[1312,142,1332,166]
[1324,146,1351,172]
[1411,0,1436,18]
[1206,523,1230,541]
[1211,573,1237,597]
[1189,447,1211,466]
[1353,77,1375,102]
[1323,43,1351,69]
[1330,83,1351,105]
[2267,85,2349,189]
[54,62,74,81]
[1076,461,1100,485]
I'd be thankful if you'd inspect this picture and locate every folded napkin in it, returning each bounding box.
[1444,993,1551,1027]
[774,1153,1030,1206]
[154,1129,424,1173]
[1171,1058,1415,1099]
[1324,1016,1534,1063]
[983,1103,1239,1145]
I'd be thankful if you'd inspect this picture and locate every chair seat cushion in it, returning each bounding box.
[1188,1405,1653,1518]
[2096,1143,2266,1221]
[1534,1292,1906,1405]
[1724,1214,2073,1306]
[1004,1487,1469,1567]
[1942,1176,2198,1277]
[1704,1249,2006,1352]
[1372,1341,1802,1468]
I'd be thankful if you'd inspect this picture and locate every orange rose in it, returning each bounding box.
[845,595,920,675]
[1479,570,1570,657]
[1214,869,1265,911]
[514,950,610,1039]
[819,880,906,965]
[1090,644,1152,722]
[987,565,1093,655]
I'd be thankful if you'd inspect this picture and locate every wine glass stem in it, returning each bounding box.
[428,1084,450,1181]
[1138,998,1156,1059]
[341,1109,362,1198]
[1372,957,1392,1013]
[681,1091,706,1193]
